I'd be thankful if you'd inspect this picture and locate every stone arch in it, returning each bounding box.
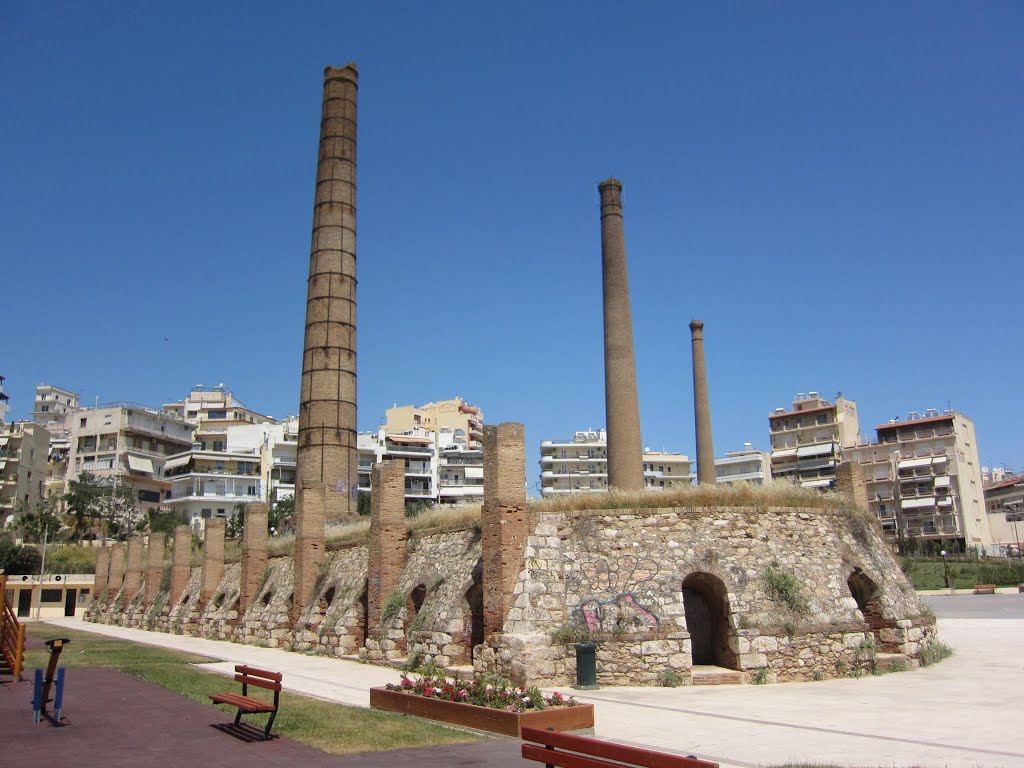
[681,571,737,669]
[847,568,888,648]
[462,565,485,662]
[404,583,427,634]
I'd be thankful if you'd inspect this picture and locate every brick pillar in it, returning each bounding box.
[296,63,360,524]
[108,543,126,598]
[598,178,645,491]
[170,525,192,605]
[240,502,268,614]
[482,423,530,637]
[94,547,111,601]
[367,460,407,628]
[292,494,325,623]
[144,532,167,606]
[836,461,869,513]
[201,519,225,607]
[690,320,716,484]
[122,535,144,603]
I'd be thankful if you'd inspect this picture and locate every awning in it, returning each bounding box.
[126,454,154,473]
[163,454,192,472]
[931,455,948,465]
[902,497,935,509]
[934,476,951,488]
[801,479,832,488]
[388,435,433,445]
[772,448,798,459]
[937,497,953,506]
[898,457,932,469]
[797,443,835,458]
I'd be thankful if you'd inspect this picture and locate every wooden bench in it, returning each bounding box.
[522,726,718,768]
[209,665,282,741]
[973,584,997,595]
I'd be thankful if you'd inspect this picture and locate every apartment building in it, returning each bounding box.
[357,426,485,505]
[66,403,194,516]
[768,392,859,489]
[983,476,1023,554]
[0,375,9,423]
[164,448,262,529]
[539,430,692,496]
[845,410,991,548]
[32,384,80,431]
[385,397,483,451]
[262,417,298,506]
[0,421,51,522]
[164,384,276,432]
[715,444,772,485]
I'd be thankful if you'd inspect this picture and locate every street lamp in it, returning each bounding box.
[940,550,951,591]
[1004,502,1023,560]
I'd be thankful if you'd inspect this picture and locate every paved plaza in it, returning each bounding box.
[3,595,1022,767]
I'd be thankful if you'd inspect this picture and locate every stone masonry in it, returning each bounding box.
[367,460,407,628]
[296,63,360,524]
[690,320,716,484]
[94,547,111,601]
[201,518,225,609]
[122,535,144,603]
[481,423,529,637]
[145,532,166,606]
[170,525,192,606]
[240,502,268,615]
[598,178,644,491]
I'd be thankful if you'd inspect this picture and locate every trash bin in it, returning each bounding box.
[574,642,599,690]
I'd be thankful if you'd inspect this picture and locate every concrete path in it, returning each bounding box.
[40,597,1024,768]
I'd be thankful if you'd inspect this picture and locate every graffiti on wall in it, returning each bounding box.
[567,555,661,633]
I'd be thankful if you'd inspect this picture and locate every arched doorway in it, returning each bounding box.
[847,569,890,649]
[682,572,736,669]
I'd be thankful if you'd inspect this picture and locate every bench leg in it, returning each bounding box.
[263,709,278,740]
[233,708,244,727]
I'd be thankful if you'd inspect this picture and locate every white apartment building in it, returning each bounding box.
[984,476,1024,555]
[539,430,692,496]
[768,392,859,490]
[385,397,484,451]
[845,409,991,548]
[357,427,484,505]
[32,384,80,431]
[66,403,194,516]
[715,444,772,485]
[0,421,52,524]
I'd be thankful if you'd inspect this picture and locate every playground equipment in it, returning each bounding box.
[32,637,70,725]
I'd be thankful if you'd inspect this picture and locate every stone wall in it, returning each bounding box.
[86,500,936,688]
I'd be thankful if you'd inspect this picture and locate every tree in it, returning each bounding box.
[146,507,188,535]
[63,471,138,542]
[269,496,294,533]
[14,492,63,544]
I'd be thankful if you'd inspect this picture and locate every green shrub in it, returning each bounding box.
[657,669,683,687]
[750,668,769,685]
[762,563,810,615]
[381,591,404,622]
[45,545,98,574]
[550,623,590,644]
[888,657,909,673]
[919,640,954,666]
[0,540,42,574]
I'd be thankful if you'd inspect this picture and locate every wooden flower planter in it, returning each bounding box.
[369,687,594,737]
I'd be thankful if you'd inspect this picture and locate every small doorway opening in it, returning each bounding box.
[847,569,891,649]
[682,572,737,669]
[64,589,78,617]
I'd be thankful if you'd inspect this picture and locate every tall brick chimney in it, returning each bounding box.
[296,63,359,524]
[690,320,716,484]
[598,179,644,491]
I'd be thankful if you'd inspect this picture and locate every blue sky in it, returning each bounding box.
[2,2,1022,492]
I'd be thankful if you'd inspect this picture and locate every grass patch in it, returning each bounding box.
[24,623,484,754]
[656,669,683,687]
[407,504,481,533]
[531,481,845,515]
[900,556,1024,590]
[381,591,404,622]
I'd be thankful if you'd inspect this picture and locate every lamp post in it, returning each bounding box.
[1004,502,1023,560]
[940,550,951,591]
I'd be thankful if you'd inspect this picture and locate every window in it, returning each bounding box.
[80,418,87,427]
[201,509,212,519]
[41,589,63,603]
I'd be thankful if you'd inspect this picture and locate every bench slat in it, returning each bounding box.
[235,664,282,682]
[521,728,717,768]
[210,693,276,712]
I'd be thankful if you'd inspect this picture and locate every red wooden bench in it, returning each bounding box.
[209,664,282,741]
[522,726,718,768]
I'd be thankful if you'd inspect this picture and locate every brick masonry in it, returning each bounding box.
[145,532,166,607]
[835,461,870,514]
[367,460,407,628]
[94,547,110,601]
[201,518,225,608]
[481,423,530,639]
[598,178,644,491]
[107,542,126,599]
[292,490,325,623]
[690,320,716,484]
[170,525,192,607]
[240,502,268,615]
[296,63,360,524]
